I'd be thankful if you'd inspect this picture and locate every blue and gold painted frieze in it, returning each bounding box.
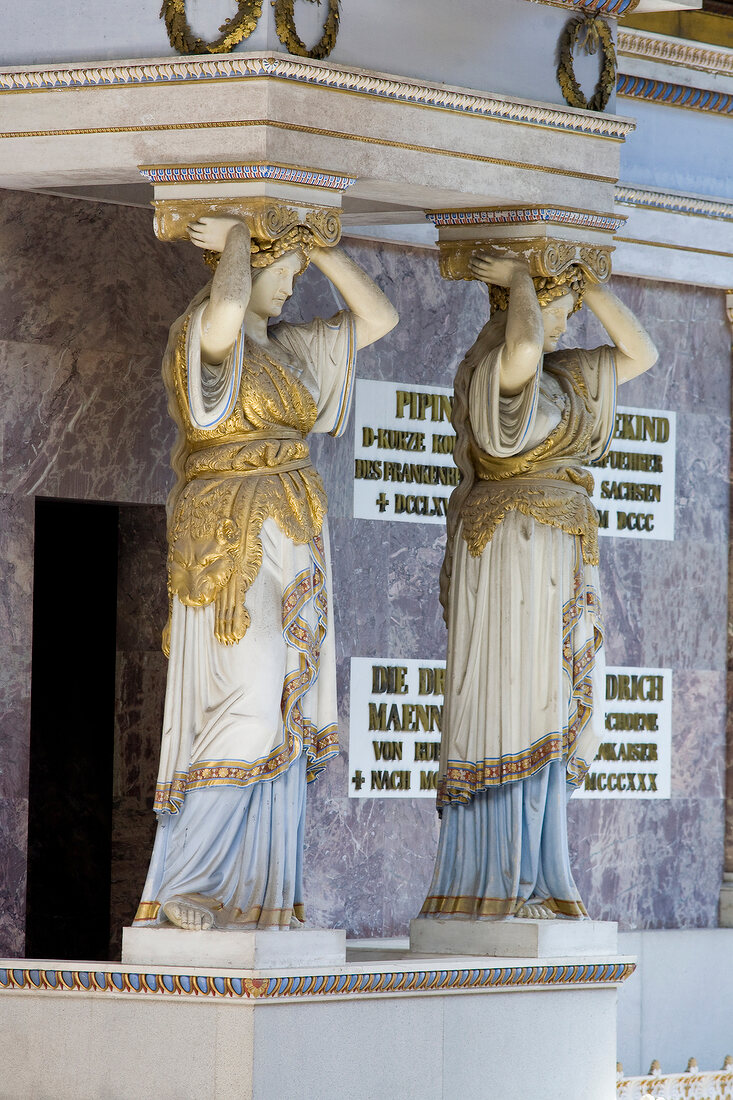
[0,55,634,141]
[617,73,733,116]
[427,208,625,232]
[139,163,355,190]
[0,959,635,1001]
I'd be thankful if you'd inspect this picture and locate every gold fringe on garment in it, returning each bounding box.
[133,900,161,922]
[162,310,327,645]
[419,893,589,919]
[461,472,600,566]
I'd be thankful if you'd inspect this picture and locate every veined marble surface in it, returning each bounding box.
[0,190,729,952]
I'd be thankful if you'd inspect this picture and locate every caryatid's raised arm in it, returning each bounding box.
[187,216,398,364]
[467,249,658,393]
[468,251,547,396]
[306,244,399,349]
[582,282,658,383]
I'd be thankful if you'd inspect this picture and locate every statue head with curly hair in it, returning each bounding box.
[203,223,315,276]
[488,263,586,317]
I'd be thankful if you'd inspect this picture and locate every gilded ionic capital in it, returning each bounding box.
[428,207,623,287]
[139,162,354,248]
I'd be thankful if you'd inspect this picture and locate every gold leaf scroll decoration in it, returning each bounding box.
[438,239,612,285]
[304,208,342,246]
[152,197,302,243]
[557,15,616,114]
[161,0,263,55]
[273,0,341,60]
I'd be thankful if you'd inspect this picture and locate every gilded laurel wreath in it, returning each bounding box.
[160,0,263,54]
[161,0,340,58]
[273,0,341,60]
[557,15,616,113]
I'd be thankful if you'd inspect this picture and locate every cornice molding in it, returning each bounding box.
[139,162,355,190]
[615,185,733,221]
[0,959,636,1001]
[427,206,625,231]
[525,0,640,14]
[618,30,733,78]
[0,52,635,140]
[616,72,733,115]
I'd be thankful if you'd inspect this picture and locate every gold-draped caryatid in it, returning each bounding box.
[412,227,657,930]
[160,201,344,650]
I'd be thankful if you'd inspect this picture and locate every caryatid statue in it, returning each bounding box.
[418,248,657,922]
[134,210,397,932]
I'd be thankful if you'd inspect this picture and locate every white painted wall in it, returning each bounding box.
[2,0,610,110]
[617,929,733,1077]
[620,100,733,201]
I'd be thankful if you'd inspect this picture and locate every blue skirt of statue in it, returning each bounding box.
[138,755,307,928]
[421,760,585,919]
[134,523,338,930]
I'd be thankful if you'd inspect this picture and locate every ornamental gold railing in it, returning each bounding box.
[617,1056,733,1100]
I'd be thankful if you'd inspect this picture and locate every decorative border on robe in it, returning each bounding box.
[281,534,339,782]
[419,892,589,919]
[186,307,245,429]
[327,315,356,438]
[153,534,337,812]
[438,550,603,806]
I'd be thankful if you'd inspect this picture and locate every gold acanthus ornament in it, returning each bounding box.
[152,197,343,266]
[438,237,613,293]
[161,0,341,59]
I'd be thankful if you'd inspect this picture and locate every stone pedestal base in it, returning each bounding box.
[409,917,617,957]
[121,926,346,968]
[0,942,634,1099]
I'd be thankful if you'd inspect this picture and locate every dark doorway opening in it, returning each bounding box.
[25,498,119,961]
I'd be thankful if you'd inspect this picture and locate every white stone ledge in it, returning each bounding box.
[619,29,733,83]
[0,941,632,1099]
[0,946,636,1004]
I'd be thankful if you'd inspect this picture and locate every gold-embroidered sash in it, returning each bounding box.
[460,356,600,565]
[461,470,599,565]
[163,313,327,644]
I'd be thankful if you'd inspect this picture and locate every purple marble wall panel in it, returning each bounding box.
[0,493,33,948]
[565,276,731,929]
[0,188,730,947]
[0,797,28,957]
[0,191,204,356]
[567,797,724,930]
[0,189,204,956]
[728,475,733,876]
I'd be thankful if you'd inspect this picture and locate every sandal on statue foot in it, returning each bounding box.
[515,897,556,920]
[162,893,223,931]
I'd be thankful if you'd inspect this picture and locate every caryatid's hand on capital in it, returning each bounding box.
[187,216,251,253]
[468,249,530,287]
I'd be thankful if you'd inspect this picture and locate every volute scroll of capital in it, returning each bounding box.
[437,238,613,287]
[152,197,342,249]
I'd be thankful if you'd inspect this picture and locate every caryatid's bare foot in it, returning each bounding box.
[515,897,556,920]
[162,894,222,931]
